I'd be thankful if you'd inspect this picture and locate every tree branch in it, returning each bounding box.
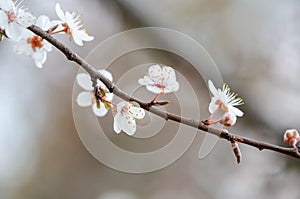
[28,25,300,160]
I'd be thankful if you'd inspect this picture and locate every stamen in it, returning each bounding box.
[27,36,43,51]
[223,83,244,106]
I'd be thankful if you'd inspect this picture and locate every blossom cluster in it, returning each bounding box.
[76,64,179,136]
[2,1,295,152]
[0,0,93,68]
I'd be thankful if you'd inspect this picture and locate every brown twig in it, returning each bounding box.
[28,25,300,160]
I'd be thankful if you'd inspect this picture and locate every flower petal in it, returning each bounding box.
[138,76,154,86]
[65,11,75,29]
[162,66,176,83]
[165,81,179,93]
[18,28,34,39]
[228,106,244,117]
[34,50,47,68]
[35,15,51,31]
[0,0,14,11]
[92,103,108,117]
[16,9,36,27]
[76,91,93,107]
[78,30,94,41]
[71,30,83,46]
[55,3,65,21]
[76,73,93,90]
[117,114,136,136]
[72,30,94,46]
[218,89,228,106]
[114,101,138,135]
[0,11,8,27]
[5,22,22,41]
[117,101,128,112]
[148,64,162,78]
[145,85,164,94]
[14,39,32,55]
[43,40,52,52]
[122,116,136,136]
[208,97,218,113]
[208,80,219,97]
[113,113,122,134]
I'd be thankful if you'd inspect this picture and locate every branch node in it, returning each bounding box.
[109,83,115,93]
[66,50,74,60]
[258,147,264,151]
[220,129,233,141]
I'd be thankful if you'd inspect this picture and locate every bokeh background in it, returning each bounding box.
[0,0,300,198]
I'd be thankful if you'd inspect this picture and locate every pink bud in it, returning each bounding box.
[283,129,300,147]
[219,112,237,127]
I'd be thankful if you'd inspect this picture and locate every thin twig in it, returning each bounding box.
[28,25,300,160]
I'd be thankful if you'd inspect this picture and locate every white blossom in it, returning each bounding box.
[138,64,179,94]
[14,15,54,68]
[0,0,36,41]
[55,3,94,46]
[76,70,113,117]
[208,80,244,117]
[113,101,145,136]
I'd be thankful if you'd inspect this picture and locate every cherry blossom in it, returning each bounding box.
[208,80,244,117]
[14,15,55,68]
[76,70,113,117]
[0,0,36,41]
[55,3,94,46]
[113,101,145,136]
[138,64,179,94]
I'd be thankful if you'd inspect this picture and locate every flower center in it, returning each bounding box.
[154,83,166,89]
[27,36,44,51]
[62,23,71,35]
[7,10,17,23]
[215,99,228,112]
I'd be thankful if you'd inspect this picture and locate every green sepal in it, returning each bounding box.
[100,89,106,97]
[96,100,101,109]
[104,101,111,110]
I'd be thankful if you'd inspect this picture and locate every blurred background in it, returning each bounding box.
[0,0,300,198]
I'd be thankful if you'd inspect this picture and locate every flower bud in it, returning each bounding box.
[219,112,237,127]
[283,129,300,147]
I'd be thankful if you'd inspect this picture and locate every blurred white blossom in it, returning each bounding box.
[55,3,94,46]
[14,15,54,68]
[0,0,36,41]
